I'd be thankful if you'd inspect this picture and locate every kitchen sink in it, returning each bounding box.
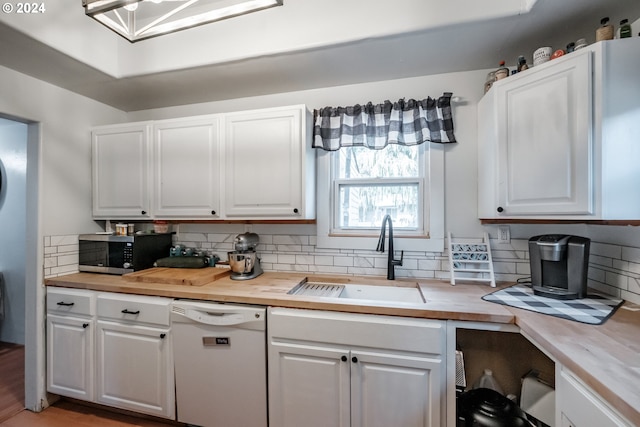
[288,280,426,304]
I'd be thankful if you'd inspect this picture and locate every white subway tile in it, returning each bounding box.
[277,254,296,264]
[295,255,315,265]
[333,257,354,267]
[51,235,78,246]
[622,246,640,263]
[57,254,78,266]
[44,257,58,268]
[605,271,628,290]
[620,289,640,305]
[589,255,613,268]
[313,255,334,266]
[57,244,79,254]
[591,242,622,259]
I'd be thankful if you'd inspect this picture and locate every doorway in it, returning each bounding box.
[0,114,41,415]
[0,117,28,421]
[0,117,28,345]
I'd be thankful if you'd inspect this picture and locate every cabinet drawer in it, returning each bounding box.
[47,288,96,317]
[97,293,172,326]
[268,307,445,355]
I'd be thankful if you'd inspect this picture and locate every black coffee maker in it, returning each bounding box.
[528,235,590,300]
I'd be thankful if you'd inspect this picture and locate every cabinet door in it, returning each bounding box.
[557,366,631,427]
[46,314,94,401]
[96,321,174,419]
[153,117,221,218]
[92,123,152,218]
[494,51,593,216]
[224,107,305,218]
[269,342,351,427]
[351,350,443,427]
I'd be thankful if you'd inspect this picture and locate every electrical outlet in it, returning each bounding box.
[498,225,510,243]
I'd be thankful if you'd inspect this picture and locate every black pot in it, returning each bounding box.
[457,388,532,427]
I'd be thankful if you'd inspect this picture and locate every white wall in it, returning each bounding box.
[0,64,128,411]
[0,65,128,236]
[0,119,27,344]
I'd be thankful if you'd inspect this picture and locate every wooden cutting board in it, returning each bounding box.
[123,267,231,286]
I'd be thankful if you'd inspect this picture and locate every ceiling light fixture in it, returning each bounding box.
[82,0,283,43]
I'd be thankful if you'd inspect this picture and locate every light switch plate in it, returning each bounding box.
[498,225,510,243]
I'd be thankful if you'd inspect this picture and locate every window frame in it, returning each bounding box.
[316,143,445,252]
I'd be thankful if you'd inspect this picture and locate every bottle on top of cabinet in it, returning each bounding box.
[596,17,614,41]
[619,19,632,38]
[495,61,509,80]
[517,55,528,72]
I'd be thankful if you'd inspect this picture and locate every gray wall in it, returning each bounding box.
[0,118,27,344]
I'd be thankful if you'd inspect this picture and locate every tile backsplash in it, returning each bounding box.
[43,231,640,304]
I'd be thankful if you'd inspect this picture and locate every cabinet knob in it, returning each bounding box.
[293,208,299,214]
[160,333,166,339]
[211,210,216,215]
[341,355,347,362]
[351,356,358,363]
[82,323,89,329]
[141,210,147,215]
[497,207,504,213]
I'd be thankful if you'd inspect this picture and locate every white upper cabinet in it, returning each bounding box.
[478,38,640,220]
[153,116,221,218]
[92,123,152,219]
[91,105,314,220]
[223,105,315,219]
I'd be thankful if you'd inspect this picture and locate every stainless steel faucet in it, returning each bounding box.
[375,214,404,280]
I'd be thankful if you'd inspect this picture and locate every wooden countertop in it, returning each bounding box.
[45,271,640,425]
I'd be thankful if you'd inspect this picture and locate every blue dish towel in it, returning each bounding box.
[482,284,623,325]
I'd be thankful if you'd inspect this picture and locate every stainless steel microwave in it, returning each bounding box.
[78,233,172,275]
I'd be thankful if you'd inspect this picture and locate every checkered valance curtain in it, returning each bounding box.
[312,92,456,151]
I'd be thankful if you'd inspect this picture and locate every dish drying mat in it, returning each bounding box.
[482,284,623,325]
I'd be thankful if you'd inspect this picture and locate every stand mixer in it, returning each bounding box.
[228,232,263,280]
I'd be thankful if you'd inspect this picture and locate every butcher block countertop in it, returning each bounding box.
[45,271,640,425]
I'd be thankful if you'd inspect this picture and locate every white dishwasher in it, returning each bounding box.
[171,300,267,427]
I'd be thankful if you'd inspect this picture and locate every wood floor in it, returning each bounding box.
[0,342,176,427]
[0,343,24,423]
[0,401,178,427]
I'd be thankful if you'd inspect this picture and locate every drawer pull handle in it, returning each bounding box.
[82,323,89,329]
[160,333,166,339]
[56,301,75,306]
[121,309,140,315]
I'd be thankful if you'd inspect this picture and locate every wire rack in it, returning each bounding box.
[448,232,495,287]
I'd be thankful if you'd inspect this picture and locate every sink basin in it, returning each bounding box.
[288,280,426,304]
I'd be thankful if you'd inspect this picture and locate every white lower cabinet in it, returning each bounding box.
[556,365,631,427]
[46,288,96,401]
[46,288,174,420]
[270,342,350,427]
[268,307,446,427]
[96,321,173,418]
[96,293,174,419]
[351,350,443,427]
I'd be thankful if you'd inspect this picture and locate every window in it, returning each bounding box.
[316,143,445,252]
[334,144,423,232]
